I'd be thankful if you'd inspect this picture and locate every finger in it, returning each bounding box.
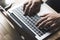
[37,18,53,28]
[24,2,32,16]
[49,23,57,32]
[50,19,60,30]
[40,20,54,32]
[40,13,49,17]
[47,23,56,32]
[44,21,53,28]
[27,2,34,16]
[29,5,40,16]
[28,2,41,16]
[51,23,56,27]
[36,15,49,26]
[23,2,28,11]
[51,23,60,29]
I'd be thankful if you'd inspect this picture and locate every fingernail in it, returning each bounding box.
[35,23,38,26]
[24,13,26,16]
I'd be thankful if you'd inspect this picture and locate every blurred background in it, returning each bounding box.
[0,0,28,8]
[0,0,47,8]
[0,0,25,40]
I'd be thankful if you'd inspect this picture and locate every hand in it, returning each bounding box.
[36,13,60,29]
[23,0,43,16]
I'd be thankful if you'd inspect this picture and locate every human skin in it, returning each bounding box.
[36,13,60,29]
[23,0,42,16]
[24,0,60,30]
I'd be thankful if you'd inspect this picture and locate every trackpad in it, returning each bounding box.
[37,3,57,16]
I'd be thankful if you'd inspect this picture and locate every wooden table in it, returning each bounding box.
[0,11,23,40]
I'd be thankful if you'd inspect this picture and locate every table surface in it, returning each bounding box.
[0,11,23,40]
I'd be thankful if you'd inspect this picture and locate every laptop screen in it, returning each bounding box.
[46,0,60,13]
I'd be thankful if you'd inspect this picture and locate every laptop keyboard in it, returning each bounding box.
[8,6,51,39]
